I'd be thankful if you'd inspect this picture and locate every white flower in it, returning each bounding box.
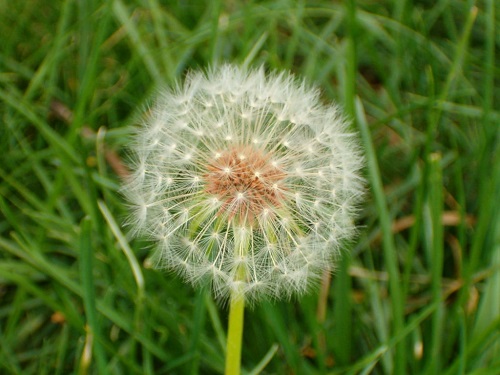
[123,64,364,302]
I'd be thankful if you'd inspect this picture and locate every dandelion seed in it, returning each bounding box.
[123,64,364,303]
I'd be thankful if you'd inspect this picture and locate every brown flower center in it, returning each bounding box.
[204,145,287,223]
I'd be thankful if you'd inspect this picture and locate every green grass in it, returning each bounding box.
[1,0,499,374]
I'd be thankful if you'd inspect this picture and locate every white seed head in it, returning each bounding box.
[123,64,364,302]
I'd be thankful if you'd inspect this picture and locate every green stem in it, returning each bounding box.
[225,220,248,375]
[225,292,245,375]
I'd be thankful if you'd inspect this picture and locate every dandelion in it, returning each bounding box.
[123,64,364,374]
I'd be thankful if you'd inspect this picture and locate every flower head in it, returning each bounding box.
[123,65,364,302]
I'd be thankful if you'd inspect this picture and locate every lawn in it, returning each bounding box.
[0,0,499,374]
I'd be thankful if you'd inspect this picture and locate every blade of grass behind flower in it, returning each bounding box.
[68,1,112,144]
[356,97,405,373]
[188,290,206,375]
[445,315,500,375]
[112,0,164,85]
[247,344,279,375]
[467,0,498,343]
[472,152,500,363]
[0,283,24,374]
[207,0,223,64]
[332,1,357,366]
[360,248,392,374]
[283,0,304,70]
[333,255,352,366]
[98,201,144,294]
[0,236,170,363]
[299,293,327,372]
[422,153,445,375]
[475,209,500,357]
[302,10,342,80]
[144,0,176,81]
[79,217,108,375]
[54,324,70,375]
[205,294,227,352]
[0,88,80,165]
[260,302,304,373]
[97,200,156,373]
[241,31,268,69]
[23,0,72,102]
[334,299,440,375]
[0,267,83,331]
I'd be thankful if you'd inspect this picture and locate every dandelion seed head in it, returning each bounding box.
[123,64,364,302]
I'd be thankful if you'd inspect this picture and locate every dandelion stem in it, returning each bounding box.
[225,291,245,375]
[225,222,248,375]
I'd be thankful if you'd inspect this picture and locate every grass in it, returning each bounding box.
[1,0,499,374]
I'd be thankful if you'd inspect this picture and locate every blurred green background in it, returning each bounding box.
[1,0,498,374]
